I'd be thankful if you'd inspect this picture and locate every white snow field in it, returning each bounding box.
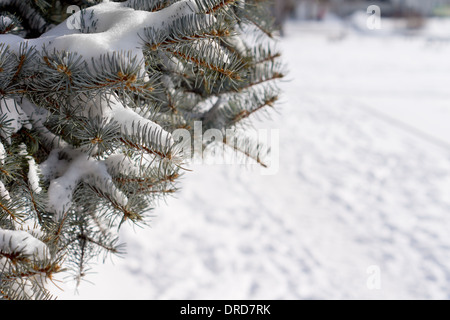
[53,18,450,300]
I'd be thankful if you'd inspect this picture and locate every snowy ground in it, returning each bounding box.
[53,17,450,300]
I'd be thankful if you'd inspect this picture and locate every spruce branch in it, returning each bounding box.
[0,0,283,299]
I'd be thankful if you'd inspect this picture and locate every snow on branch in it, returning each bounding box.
[47,152,128,221]
[0,228,50,261]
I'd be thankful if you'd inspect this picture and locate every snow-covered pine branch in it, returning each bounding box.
[0,0,283,299]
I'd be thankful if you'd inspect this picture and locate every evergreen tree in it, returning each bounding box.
[0,0,283,299]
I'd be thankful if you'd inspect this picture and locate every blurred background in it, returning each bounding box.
[54,0,450,300]
[274,0,450,31]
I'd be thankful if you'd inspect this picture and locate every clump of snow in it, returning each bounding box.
[5,0,199,72]
[84,94,174,149]
[0,99,31,144]
[0,229,50,261]
[47,154,128,221]
[17,143,43,194]
[0,181,10,201]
